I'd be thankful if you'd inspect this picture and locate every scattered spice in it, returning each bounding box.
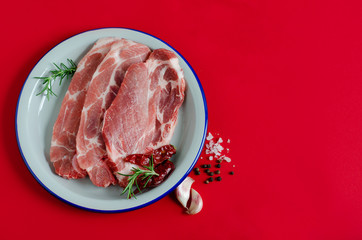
[192,131,234,186]
[201,164,211,168]
[205,132,231,162]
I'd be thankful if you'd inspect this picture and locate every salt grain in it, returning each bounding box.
[206,132,214,141]
[203,132,232,163]
[205,138,224,156]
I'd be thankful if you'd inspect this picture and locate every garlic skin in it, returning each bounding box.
[175,177,194,208]
[185,188,203,215]
[175,176,203,214]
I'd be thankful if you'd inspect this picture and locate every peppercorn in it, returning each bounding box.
[216,176,222,181]
[201,164,208,168]
[216,159,222,163]
[215,170,220,174]
[216,164,221,168]
[229,171,234,175]
[208,172,214,176]
[195,171,200,175]
[208,177,214,182]
[204,169,210,173]
[195,168,200,172]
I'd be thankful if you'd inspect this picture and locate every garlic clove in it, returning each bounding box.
[185,188,203,215]
[175,176,194,208]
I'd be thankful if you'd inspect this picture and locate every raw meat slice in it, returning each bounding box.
[102,49,185,186]
[50,37,118,179]
[75,39,151,187]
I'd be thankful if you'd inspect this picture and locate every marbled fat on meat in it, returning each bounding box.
[50,38,118,179]
[75,39,151,187]
[102,49,185,186]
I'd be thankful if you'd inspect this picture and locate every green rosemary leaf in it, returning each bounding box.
[118,155,159,199]
[143,175,153,188]
[35,59,77,100]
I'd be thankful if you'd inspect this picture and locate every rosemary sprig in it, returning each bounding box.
[118,155,159,199]
[35,59,77,100]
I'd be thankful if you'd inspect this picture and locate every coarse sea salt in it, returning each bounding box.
[204,132,231,162]
[220,156,231,162]
[205,139,224,156]
[206,132,214,141]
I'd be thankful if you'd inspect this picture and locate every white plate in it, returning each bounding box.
[15,28,208,212]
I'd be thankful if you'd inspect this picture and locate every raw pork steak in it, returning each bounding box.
[76,39,151,187]
[102,49,186,186]
[50,37,118,179]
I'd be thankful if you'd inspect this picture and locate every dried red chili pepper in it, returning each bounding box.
[152,144,176,165]
[138,160,175,188]
[123,144,177,195]
[123,154,150,166]
[124,144,176,166]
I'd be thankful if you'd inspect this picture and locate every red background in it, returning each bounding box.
[2,0,362,239]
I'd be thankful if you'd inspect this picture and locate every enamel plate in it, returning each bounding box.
[15,28,208,212]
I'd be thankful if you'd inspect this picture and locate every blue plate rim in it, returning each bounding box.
[15,27,208,213]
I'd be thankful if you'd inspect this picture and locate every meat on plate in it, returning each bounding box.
[50,38,185,189]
